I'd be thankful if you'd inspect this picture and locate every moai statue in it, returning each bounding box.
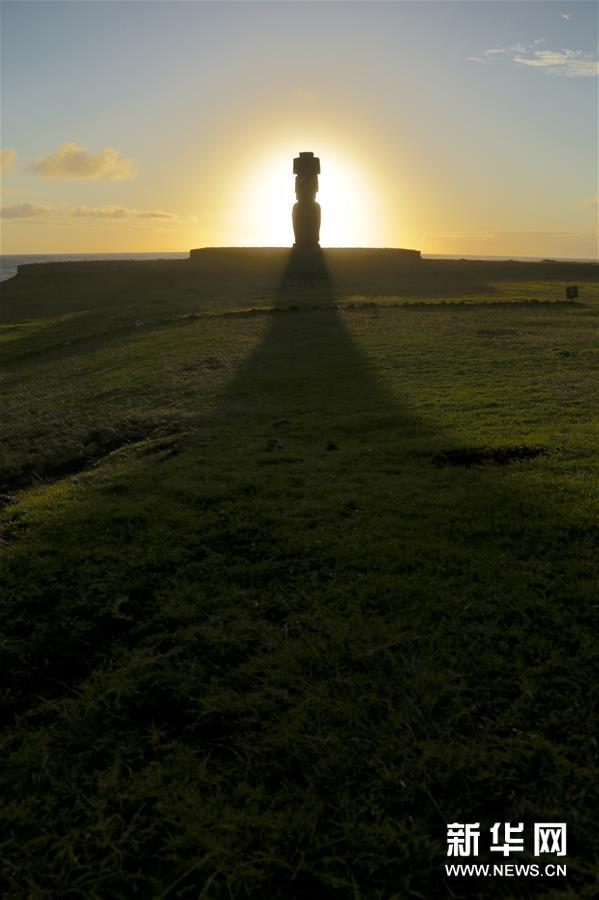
[292,152,321,248]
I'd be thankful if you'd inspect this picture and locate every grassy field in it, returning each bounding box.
[1,251,598,898]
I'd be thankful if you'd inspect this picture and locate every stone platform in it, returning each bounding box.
[189,247,421,266]
[188,247,421,284]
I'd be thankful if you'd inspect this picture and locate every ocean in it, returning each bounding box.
[1,251,596,283]
[0,252,190,282]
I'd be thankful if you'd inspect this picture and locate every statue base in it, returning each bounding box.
[189,247,421,266]
[188,246,422,286]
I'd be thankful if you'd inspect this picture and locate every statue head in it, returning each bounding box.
[293,151,320,177]
[293,152,320,204]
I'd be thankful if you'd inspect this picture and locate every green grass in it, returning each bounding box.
[1,252,598,898]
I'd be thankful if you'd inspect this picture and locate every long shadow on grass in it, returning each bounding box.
[216,247,428,429]
[167,249,595,895]
[1,249,597,899]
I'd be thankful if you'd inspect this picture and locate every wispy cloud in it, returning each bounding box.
[292,88,319,102]
[69,205,192,221]
[1,148,16,173]
[69,205,130,219]
[31,141,138,181]
[514,49,599,77]
[426,230,593,242]
[422,230,598,255]
[582,193,599,211]
[466,57,491,65]
[468,38,598,77]
[136,210,180,219]
[1,203,195,223]
[561,13,572,21]
[485,42,532,56]
[0,202,52,219]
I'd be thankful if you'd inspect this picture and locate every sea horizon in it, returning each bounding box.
[1,250,597,283]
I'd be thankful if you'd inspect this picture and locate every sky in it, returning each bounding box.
[1,0,597,257]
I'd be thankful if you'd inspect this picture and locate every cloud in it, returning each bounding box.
[485,38,545,56]
[1,148,16,173]
[0,202,52,219]
[582,193,599,211]
[31,141,137,181]
[69,205,131,219]
[561,13,572,21]
[136,210,179,220]
[469,39,598,77]
[422,230,598,258]
[69,205,184,220]
[1,202,194,224]
[292,88,319,102]
[466,57,491,65]
[514,49,599,77]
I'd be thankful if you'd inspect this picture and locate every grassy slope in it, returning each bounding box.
[1,253,598,898]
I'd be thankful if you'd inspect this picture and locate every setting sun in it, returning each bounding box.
[235,148,381,247]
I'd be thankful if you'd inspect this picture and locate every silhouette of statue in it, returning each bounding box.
[292,152,321,248]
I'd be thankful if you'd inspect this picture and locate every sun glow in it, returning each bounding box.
[235,149,380,247]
